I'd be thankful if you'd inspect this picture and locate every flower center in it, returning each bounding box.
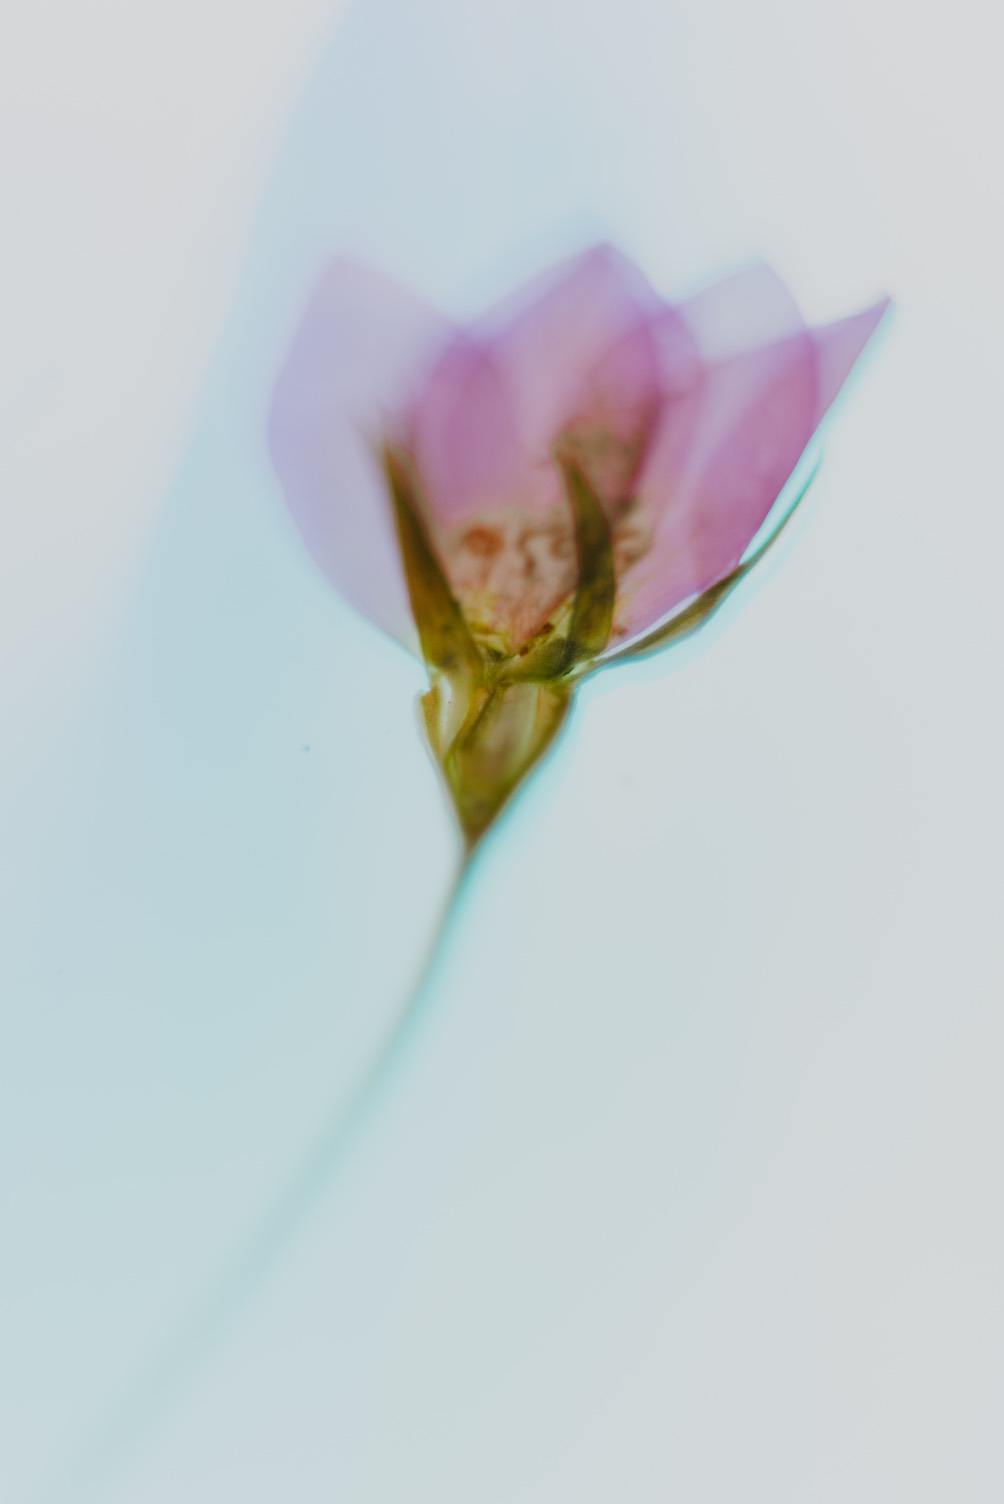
[443,498,650,651]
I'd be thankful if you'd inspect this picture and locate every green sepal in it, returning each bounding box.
[442,678,571,848]
[382,444,482,679]
[562,455,617,663]
[501,620,573,683]
[601,458,820,667]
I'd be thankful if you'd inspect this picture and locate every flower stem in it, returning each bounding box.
[51,854,473,1503]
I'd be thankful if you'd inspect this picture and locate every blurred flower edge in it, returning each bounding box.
[269,243,889,849]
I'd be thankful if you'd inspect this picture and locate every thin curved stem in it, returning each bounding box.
[49,856,473,1503]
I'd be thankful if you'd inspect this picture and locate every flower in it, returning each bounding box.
[270,244,888,847]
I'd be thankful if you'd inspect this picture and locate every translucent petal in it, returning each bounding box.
[268,257,451,647]
[616,329,819,641]
[613,293,888,644]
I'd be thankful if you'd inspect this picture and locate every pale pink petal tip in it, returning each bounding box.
[268,257,451,646]
[813,295,892,420]
[679,259,806,360]
[482,241,663,456]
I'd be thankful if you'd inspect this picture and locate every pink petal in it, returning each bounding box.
[616,329,818,641]
[406,335,525,523]
[402,251,687,646]
[555,311,685,506]
[558,263,804,522]
[398,246,666,537]
[485,243,664,480]
[268,257,451,646]
[678,260,806,360]
[614,294,888,644]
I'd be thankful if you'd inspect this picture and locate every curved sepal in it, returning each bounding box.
[381,444,482,679]
[439,678,571,849]
[563,455,617,663]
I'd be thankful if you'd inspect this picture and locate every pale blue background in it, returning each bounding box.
[2,0,1001,1499]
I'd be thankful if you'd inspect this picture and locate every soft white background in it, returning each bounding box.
[2,0,1001,1499]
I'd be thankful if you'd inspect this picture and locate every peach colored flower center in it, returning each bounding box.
[442,498,650,651]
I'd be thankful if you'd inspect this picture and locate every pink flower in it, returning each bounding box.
[270,244,888,844]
